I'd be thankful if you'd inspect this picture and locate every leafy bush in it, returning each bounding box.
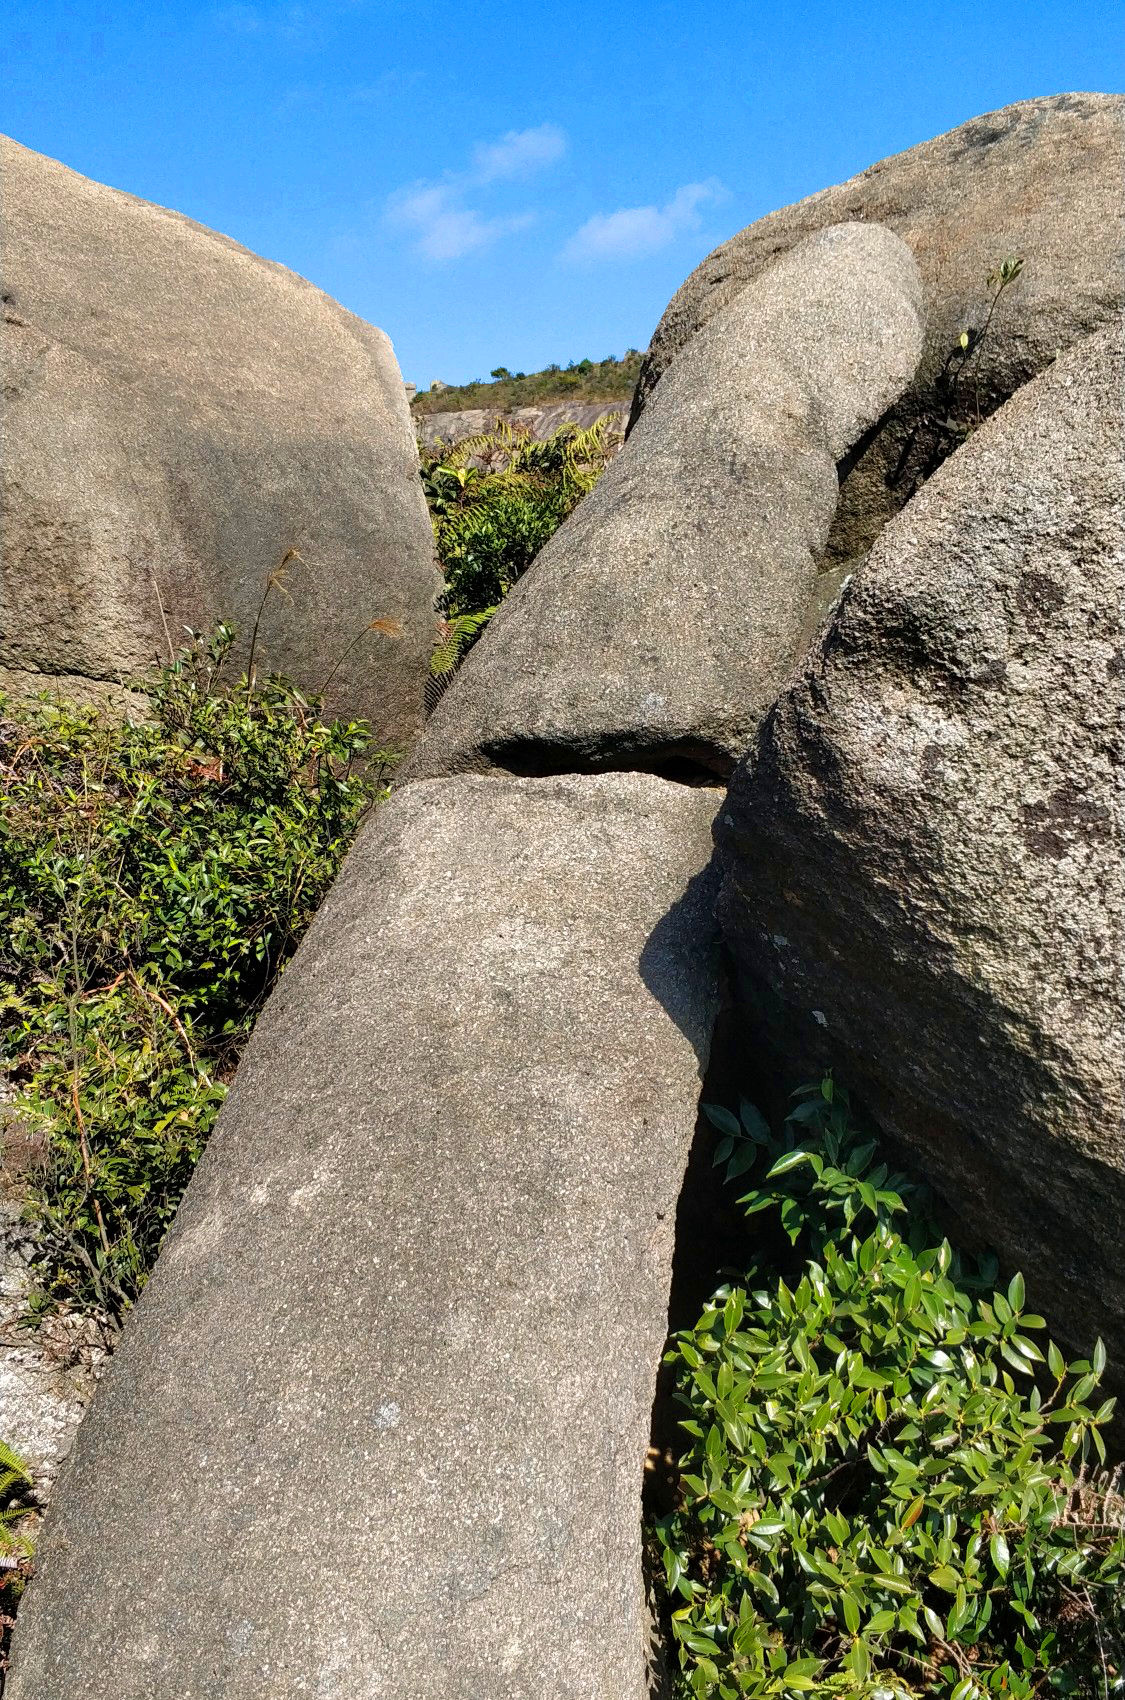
[652,1079,1124,1699]
[436,474,573,614]
[0,626,390,1319]
[421,418,616,677]
[410,349,642,416]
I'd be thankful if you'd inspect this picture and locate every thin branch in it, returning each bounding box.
[150,572,176,664]
[246,549,301,701]
[67,920,112,1267]
[125,967,198,1081]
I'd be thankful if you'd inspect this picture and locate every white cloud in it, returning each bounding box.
[561,179,728,264]
[386,184,532,262]
[212,3,318,38]
[212,1,363,44]
[385,124,566,263]
[470,123,567,185]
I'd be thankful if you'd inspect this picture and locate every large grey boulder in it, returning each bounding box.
[715,324,1124,1365]
[9,771,720,1700]
[634,94,1124,567]
[409,222,922,781]
[0,135,439,739]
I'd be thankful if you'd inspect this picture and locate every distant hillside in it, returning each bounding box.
[410,351,644,418]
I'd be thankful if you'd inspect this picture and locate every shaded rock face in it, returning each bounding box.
[633,94,1125,569]
[0,135,439,740]
[716,324,1125,1366]
[415,399,627,452]
[9,773,720,1700]
[409,222,922,781]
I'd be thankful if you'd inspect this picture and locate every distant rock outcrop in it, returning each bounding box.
[0,136,439,741]
[634,94,1125,568]
[716,322,1125,1368]
[414,399,627,452]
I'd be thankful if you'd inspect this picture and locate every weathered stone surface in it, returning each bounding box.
[715,324,1124,1363]
[0,135,439,741]
[10,771,720,1700]
[409,223,922,781]
[0,1196,103,1494]
[414,399,627,452]
[634,94,1124,567]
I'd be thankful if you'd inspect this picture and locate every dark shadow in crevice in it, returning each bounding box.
[645,959,771,1501]
[823,367,1038,572]
[642,952,772,1695]
[833,411,890,489]
[482,732,733,788]
[637,855,724,1075]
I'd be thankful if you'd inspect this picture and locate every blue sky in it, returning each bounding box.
[3,2,1122,388]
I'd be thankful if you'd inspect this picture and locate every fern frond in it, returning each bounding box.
[0,1439,35,1558]
[429,608,498,679]
[0,1442,31,1492]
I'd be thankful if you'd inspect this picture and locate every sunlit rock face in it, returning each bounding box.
[717,323,1125,1375]
[635,94,1125,567]
[0,134,438,739]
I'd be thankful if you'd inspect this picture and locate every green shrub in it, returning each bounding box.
[421,418,616,674]
[0,1441,34,1560]
[0,626,390,1319]
[437,475,574,613]
[652,1079,1124,1699]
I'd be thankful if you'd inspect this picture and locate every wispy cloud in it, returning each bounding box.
[470,123,567,184]
[213,3,311,38]
[385,124,567,262]
[211,1,362,45]
[350,68,425,103]
[561,179,728,264]
[386,185,533,262]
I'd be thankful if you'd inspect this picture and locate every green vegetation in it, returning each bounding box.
[0,1441,34,1560]
[421,418,617,678]
[0,626,390,1321]
[410,349,643,417]
[652,1078,1123,1699]
[0,1440,35,1678]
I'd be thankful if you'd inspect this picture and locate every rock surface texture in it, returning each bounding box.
[0,1196,103,1495]
[409,222,923,781]
[634,95,1125,567]
[0,135,438,739]
[716,324,1125,1366]
[9,773,720,1700]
